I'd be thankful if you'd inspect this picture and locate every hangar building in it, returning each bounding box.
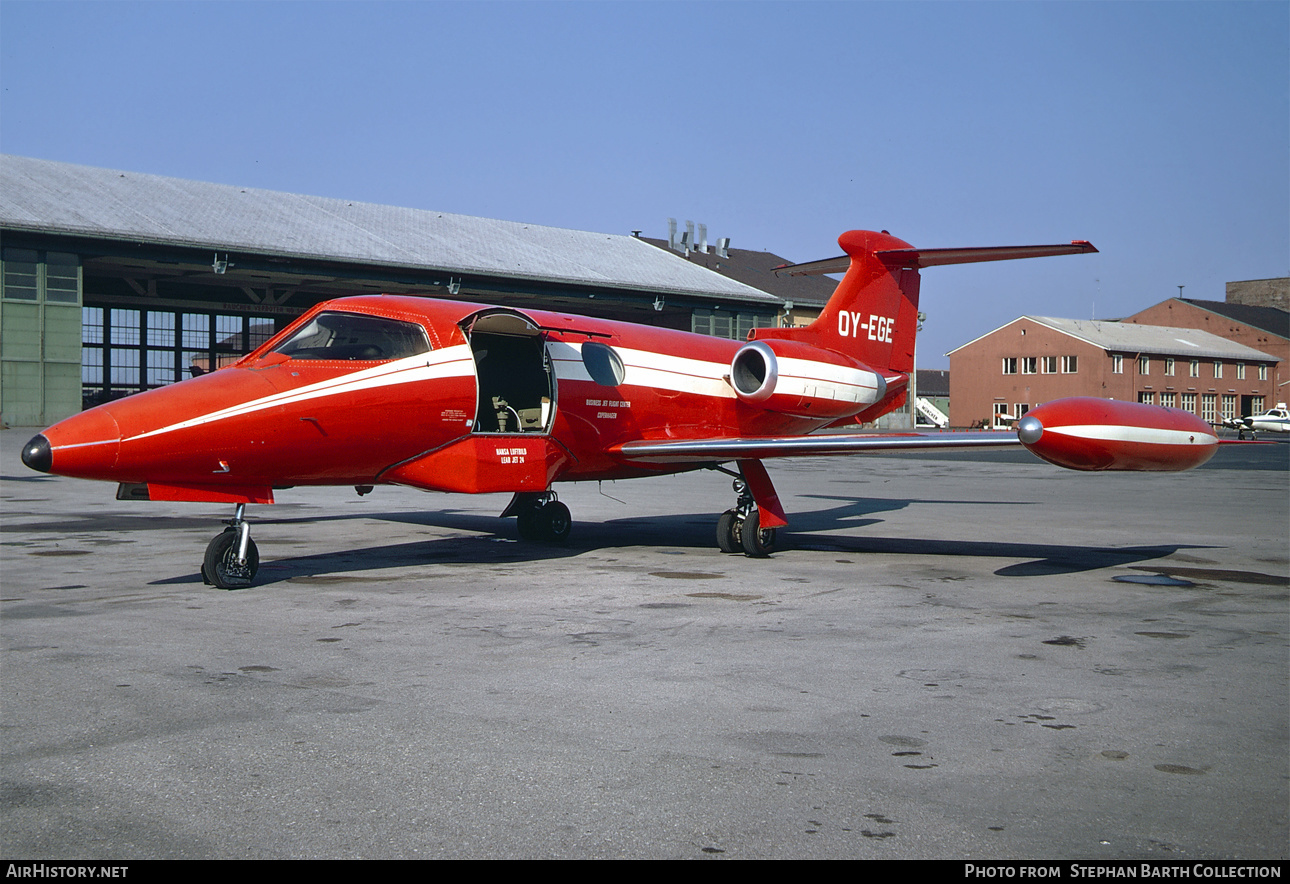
[0,155,782,427]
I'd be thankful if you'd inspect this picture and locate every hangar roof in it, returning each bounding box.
[948,315,1279,362]
[0,155,778,305]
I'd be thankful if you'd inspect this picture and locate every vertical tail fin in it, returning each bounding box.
[760,230,922,373]
[760,230,1099,375]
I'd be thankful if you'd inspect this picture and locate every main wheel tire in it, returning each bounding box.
[739,509,777,557]
[535,501,571,542]
[716,509,742,553]
[203,530,260,590]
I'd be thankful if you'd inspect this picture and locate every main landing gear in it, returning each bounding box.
[503,491,572,543]
[716,475,778,557]
[203,502,259,590]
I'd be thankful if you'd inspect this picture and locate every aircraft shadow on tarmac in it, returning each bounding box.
[129,493,1204,587]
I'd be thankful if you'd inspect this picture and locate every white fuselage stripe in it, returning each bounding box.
[125,345,476,442]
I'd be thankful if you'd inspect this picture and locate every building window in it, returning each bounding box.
[1189,360,1199,378]
[1112,355,1123,374]
[1041,356,1057,374]
[1,248,39,300]
[993,403,1011,428]
[81,306,280,409]
[1020,357,1036,374]
[1,248,81,303]
[1138,392,1155,405]
[1221,395,1236,421]
[1061,356,1078,374]
[1236,363,1245,380]
[1002,357,1017,375]
[1138,356,1150,375]
[1252,396,1264,414]
[1181,393,1196,414]
[1258,365,1268,381]
[691,308,773,340]
[1160,392,1176,409]
[44,253,80,303]
[1164,358,1175,376]
[1213,360,1223,379]
[1201,393,1217,423]
[1013,402,1030,418]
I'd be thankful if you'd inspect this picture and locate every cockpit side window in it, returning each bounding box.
[273,312,431,362]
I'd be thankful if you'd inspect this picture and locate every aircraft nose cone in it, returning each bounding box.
[1016,414,1044,445]
[21,434,52,473]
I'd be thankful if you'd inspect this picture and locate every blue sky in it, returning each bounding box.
[2,0,1286,367]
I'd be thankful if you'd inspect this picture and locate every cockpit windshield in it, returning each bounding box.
[273,312,431,362]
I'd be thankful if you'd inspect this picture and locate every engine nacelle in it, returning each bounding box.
[729,340,887,419]
[1017,397,1218,472]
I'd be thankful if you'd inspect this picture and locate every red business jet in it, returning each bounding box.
[21,230,1219,588]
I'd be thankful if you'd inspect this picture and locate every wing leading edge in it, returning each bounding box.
[612,431,1019,465]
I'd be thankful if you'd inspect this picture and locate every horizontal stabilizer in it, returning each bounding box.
[775,241,1097,276]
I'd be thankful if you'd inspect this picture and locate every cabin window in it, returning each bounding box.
[581,341,625,386]
[274,312,430,362]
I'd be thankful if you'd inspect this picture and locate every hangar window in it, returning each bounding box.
[2,249,39,300]
[581,342,625,386]
[274,312,430,362]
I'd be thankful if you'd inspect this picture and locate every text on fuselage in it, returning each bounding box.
[838,311,894,343]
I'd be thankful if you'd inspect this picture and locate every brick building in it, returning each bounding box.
[947,316,1280,429]
[1121,298,1288,397]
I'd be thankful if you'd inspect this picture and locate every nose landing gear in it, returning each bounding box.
[203,503,260,589]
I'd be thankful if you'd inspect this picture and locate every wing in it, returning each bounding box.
[611,431,1019,465]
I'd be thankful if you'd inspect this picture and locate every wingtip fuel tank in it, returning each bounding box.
[1017,397,1218,472]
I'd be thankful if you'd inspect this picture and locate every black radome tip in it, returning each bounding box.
[21,434,52,473]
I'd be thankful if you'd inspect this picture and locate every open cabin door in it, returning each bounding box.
[462,310,556,434]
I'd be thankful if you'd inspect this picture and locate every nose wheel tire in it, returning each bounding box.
[203,528,260,589]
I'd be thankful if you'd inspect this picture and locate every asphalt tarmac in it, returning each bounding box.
[2,427,1286,860]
